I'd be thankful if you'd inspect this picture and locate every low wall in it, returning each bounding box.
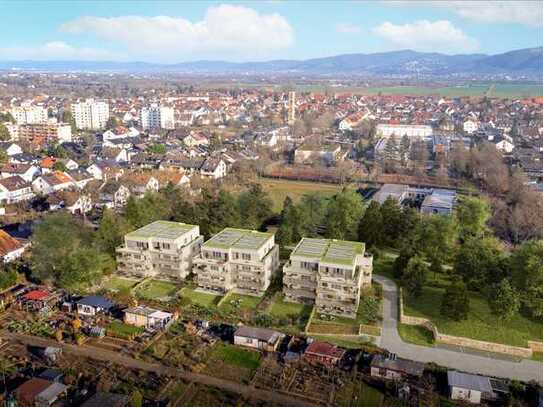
[398,288,534,358]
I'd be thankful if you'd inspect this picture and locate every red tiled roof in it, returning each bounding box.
[0,230,22,256]
[23,290,49,301]
[305,341,345,359]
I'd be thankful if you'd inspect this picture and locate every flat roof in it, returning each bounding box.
[203,228,273,250]
[291,238,365,266]
[126,220,197,240]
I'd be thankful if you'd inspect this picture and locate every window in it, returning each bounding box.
[162,243,171,250]
[245,338,253,344]
[242,253,251,261]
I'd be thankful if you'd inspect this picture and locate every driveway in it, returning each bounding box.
[374,274,543,383]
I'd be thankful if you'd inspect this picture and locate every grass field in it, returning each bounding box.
[270,298,312,320]
[103,276,139,291]
[398,324,435,347]
[258,178,344,211]
[181,288,222,308]
[209,344,261,370]
[136,280,179,301]
[218,293,262,315]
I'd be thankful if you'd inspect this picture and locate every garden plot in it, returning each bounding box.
[135,280,179,301]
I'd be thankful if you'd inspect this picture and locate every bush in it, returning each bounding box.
[0,269,17,290]
[441,282,470,321]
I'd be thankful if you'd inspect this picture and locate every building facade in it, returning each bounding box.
[140,103,175,130]
[72,99,110,130]
[116,220,203,281]
[11,105,48,125]
[283,238,373,318]
[192,228,279,295]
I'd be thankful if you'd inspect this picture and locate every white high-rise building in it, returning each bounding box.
[11,105,48,125]
[287,91,296,125]
[71,99,110,130]
[140,103,175,130]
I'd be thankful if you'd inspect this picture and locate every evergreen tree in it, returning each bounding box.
[399,134,410,166]
[401,255,428,297]
[489,279,520,321]
[358,201,384,248]
[441,282,470,321]
[324,189,364,241]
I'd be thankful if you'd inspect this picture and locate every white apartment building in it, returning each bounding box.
[140,104,175,130]
[192,228,280,296]
[11,105,48,125]
[116,221,203,281]
[71,99,110,130]
[376,123,433,139]
[283,238,373,318]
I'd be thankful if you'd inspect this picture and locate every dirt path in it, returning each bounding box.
[1,330,314,407]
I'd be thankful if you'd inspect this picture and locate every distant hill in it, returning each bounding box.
[1,46,543,76]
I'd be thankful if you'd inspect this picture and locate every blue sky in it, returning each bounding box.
[1,1,542,62]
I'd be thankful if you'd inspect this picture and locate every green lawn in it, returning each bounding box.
[218,293,261,315]
[181,288,222,308]
[107,321,144,336]
[103,276,139,291]
[136,280,179,301]
[259,178,344,212]
[209,344,261,370]
[310,334,376,349]
[398,324,435,347]
[403,278,543,347]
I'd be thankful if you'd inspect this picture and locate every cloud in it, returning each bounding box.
[0,41,117,61]
[59,4,294,61]
[374,20,480,53]
[336,23,361,34]
[390,1,543,27]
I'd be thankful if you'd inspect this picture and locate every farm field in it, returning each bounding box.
[258,178,344,211]
[135,279,179,301]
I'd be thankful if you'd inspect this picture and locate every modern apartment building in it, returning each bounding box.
[140,103,175,130]
[283,238,373,318]
[116,220,203,281]
[71,99,110,130]
[11,105,48,125]
[192,228,279,296]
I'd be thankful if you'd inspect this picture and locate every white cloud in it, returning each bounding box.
[390,1,543,27]
[374,20,480,53]
[336,23,361,34]
[59,4,294,61]
[0,41,117,61]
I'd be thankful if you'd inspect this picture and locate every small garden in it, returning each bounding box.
[218,293,262,318]
[203,343,261,383]
[107,321,144,340]
[135,279,179,301]
[179,288,222,308]
[103,276,139,292]
[269,296,313,333]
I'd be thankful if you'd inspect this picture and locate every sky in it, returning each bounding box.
[0,0,542,63]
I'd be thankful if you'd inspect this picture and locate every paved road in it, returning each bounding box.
[374,275,543,384]
[1,331,314,407]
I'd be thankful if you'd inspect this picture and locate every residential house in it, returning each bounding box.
[193,228,279,295]
[116,220,203,281]
[370,354,425,381]
[124,305,174,329]
[283,238,372,318]
[15,378,68,407]
[448,371,496,405]
[0,175,34,203]
[76,295,116,316]
[98,181,131,209]
[122,172,159,197]
[200,157,227,179]
[86,160,124,181]
[233,326,284,352]
[101,147,129,163]
[0,163,40,182]
[32,171,75,195]
[0,142,23,156]
[47,190,92,214]
[304,341,346,367]
[0,229,26,262]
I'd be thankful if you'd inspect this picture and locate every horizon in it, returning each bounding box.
[1,1,543,63]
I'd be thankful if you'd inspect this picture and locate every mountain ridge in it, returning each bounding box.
[1,47,542,76]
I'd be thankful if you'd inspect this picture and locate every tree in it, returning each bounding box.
[441,282,470,321]
[489,279,520,321]
[324,189,364,241]
[130,390,143,407]
[393,244,417,279]
[146,143,167,155]
[238,184,273,230]
[53,161,67,172]
[401,255,428,297]
[298,192,327,237]
[0,150,8,165]
[106,116,120,129]
[62,110,77,133]
[0,123,10,141]
[124,192,170,228]
[379,197,403,247]
[207,190,241,236]
[399,135,410,166]
[0,355,16,398]
[0,112,15,123]
[358,201,384,248]
[94,209,131,257]
[510,240,543,319]
[456,196,491,241]
[453,237,503,289]
[415,215,457,264]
